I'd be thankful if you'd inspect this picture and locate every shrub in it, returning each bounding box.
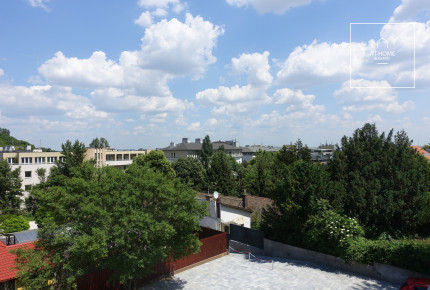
[0,214,30,233]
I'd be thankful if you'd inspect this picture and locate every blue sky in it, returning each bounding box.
[0,0,429,150]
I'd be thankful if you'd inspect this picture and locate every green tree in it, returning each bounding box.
[173,157,206,190]
[328,123,430,238]
[244,150,277,197]
[89,137,110,149]
[209,145,240,196]
[0,159,23,214]
[17,160,206,289]
[56,139,87,177]
[201,135,213,170]
[134,150,175,178]
[0,214,29,233]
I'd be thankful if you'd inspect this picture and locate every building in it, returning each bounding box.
[83,147,151,170]
[161,138,243,163]
[0,146,63,199]
[309,145,335,163]
[411,146,430,161]
[241,145,282,163]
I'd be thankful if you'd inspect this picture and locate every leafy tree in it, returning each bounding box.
[327,123,430,238]
[244,150,278,197]
[201,135,213,170]
[0,159,23,214]
[0,128,34,149]
[134,150,175,178]
[0,214,29,233]
[209,145,240,196]
[423,143,430,152]
[89,137,110,149]
[56,139,86,177]
[17,159,206,289]
[173,157,206,190]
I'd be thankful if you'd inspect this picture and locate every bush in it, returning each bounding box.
[344,237,430,275]
[0,214,30,233]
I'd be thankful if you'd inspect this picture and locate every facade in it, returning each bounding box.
[242,145,282,163]
[84,147,151,170]
[309,145,335,163]
[0,147,63,199]
[161,138,243,163]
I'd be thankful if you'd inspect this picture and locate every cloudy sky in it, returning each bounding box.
[0,0,429,150]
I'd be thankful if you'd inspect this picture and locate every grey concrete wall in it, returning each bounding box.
[229,240,264,256]
[264,238,430,285]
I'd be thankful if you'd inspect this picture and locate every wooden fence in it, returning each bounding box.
[76,227,226,289]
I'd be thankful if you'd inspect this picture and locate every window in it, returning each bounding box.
[7,158,15,164]
[47,156,57,163]
[25,171,32,178]
[25,185,32,191]
[35,157,45,164]
[21,157,32,164]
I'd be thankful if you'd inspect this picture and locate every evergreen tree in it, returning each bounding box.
[0,159,23,214]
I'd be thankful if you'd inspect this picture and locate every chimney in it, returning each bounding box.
[182,138,190,143]
[195,138,202,143]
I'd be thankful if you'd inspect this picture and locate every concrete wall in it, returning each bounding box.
[229,240,264,256]
[220,205,251,228]
[264,239,430,285]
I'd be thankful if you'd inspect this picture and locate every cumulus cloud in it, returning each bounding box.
[272,88,325,114]
[390,0,430,22]
[196,52,272,116]
[277,41,363,88]
[135,11,153,27]
[335,80,415,113]
[0,83,109,120]
[225,0,315,14]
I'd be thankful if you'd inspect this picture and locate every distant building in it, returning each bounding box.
[161,138,243,163]
[241,145,282,163]
[309,145,335,163]
[411,146,430,161]
[84,147,151,170]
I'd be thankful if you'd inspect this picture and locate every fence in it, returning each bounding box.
[76,227,226,289]
[228,224,265,249]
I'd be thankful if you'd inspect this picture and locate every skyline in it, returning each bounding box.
[0,0,429,150]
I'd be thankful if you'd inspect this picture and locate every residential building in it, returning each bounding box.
[411,146,430,161]
[0,146,63,199]
[242,145,282,163]
[309,145,335,163]
[83,147,151,170]
[161,138,243,163]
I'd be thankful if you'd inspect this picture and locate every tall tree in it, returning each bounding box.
[57,139,87,177]
[244,150,277,197]
[173,157,206,190]
[16,160,206,289]
[134,150,175,178]
[327,123,430,237]
[0,159,23,214]
[208,145,238,196]
[201,135,213,170]
[89,137,110,149]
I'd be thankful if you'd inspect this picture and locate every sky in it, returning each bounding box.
[0,0,429,150]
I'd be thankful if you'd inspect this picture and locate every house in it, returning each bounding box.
[241,145,282,163]
[0,230,38,289]
[197,193,252,233]
[161,138,243,163]
[411,146,430,161]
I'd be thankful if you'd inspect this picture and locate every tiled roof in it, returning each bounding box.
[0,241,35,282]
[411,146,430,161]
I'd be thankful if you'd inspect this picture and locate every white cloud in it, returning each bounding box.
[187,122,201,131]
[225,0,315,14]
[0,69,3,76]
[28,0,50,11]
[272,88,325,114]
[39,51,124,88]
[334,80,415,114]
[231,51,272,87]
[390,0,430,22]
[137,0,186,14]
[135,11,153,27]
[277,41,363,88]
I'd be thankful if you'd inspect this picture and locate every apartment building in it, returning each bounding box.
[84,147,151,170]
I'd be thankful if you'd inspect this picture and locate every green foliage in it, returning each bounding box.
[57,139,87,177]
[244,150,277,197]
[344,237,430,275]
[0,159,23,214]
[201,135,213,170]
[208,145,240,196]
[0,127,34,149]
[173,157,206,190]
[17,159,206,288]
[89,137,109,148]
[0,214,29,233]
[303,205,364,256]
[328,123,430,238]
[134,150,176,178]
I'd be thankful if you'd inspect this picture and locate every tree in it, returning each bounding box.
[244,150,278,197]
[134,150,175,178]
[17,159,206,289]
[56,139,86,177]
[0,159,23,214]
[173,157,206,190]
[89,137,110,149]
[327,123,430,238]
[0,214,29,233]
[208,145,238,196]
[201,135,213,170]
